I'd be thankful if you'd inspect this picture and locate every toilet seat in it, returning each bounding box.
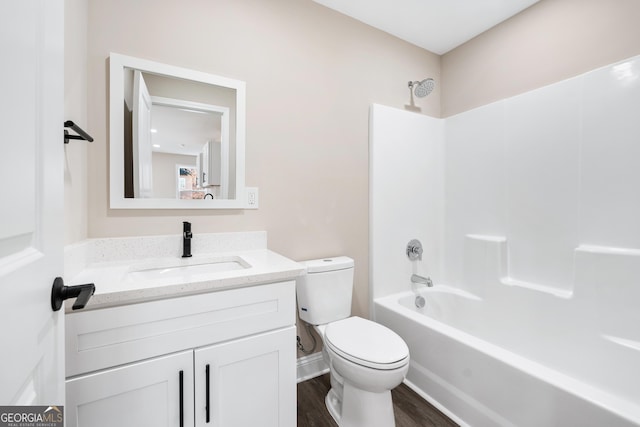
[324,317,409,370]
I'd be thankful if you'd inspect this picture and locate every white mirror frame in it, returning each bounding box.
[109,53,247,209]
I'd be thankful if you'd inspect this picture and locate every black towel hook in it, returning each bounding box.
[64,120,94,144]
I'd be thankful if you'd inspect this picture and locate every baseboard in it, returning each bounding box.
[297,352,329,383]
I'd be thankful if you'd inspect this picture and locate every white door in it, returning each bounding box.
[0,0,65,406]
[133,70,154,198]
[194,327,297,427]
[66,351,195,427]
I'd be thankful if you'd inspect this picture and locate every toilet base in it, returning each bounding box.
[325,388,342,425]
[325,381,396,427]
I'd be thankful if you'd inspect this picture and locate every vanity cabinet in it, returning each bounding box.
[194,328,294,426]
[65,281,296,427]
[66,350,195,427]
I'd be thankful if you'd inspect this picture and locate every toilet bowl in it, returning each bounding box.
[296,257,410,427]
[320,317,409,427]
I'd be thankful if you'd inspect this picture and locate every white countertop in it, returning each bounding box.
[64,233,304,312]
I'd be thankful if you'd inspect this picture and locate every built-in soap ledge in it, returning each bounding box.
[63,231,304,312]
[459,234,505,297]
[576,244,640,257]
[462,234,573,299]
[574,244,640,345]
[603,335,640,353]
[461,236,640,311]
[500,277,573,298]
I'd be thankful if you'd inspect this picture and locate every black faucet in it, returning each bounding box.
[182,221,193,258]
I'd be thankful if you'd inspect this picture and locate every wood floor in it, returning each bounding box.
[297,374,459,427]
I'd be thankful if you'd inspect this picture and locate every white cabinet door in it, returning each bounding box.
[194,327,296,427]
[66,351,194,427]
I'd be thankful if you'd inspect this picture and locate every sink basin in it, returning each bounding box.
[128,257,250,282]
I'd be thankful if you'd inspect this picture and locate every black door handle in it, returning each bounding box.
[51,277,95,311]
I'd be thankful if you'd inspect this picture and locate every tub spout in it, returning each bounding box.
[411,274,433,287]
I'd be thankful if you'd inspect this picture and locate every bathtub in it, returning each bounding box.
[374,287,640,427]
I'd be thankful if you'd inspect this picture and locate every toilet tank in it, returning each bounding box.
[296,256,354,325]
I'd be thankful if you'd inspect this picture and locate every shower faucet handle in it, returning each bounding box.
[406,239,423,261]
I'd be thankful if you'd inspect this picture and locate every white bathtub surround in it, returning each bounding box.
[64,231,304,311]
[369,103,444,304]
[376,236,640,426]
[370,55,640,426]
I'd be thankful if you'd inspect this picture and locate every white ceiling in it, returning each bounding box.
[313,0,540,55]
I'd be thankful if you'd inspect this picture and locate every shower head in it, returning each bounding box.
[408,78,435,98]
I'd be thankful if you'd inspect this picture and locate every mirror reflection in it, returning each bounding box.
[123,69,236,200]
[109,53,247,209]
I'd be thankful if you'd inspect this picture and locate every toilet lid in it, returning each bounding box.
[324,317,409,370]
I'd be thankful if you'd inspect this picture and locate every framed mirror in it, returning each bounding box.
[109,53,247,209]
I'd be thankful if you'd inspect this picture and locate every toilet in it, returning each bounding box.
[296,257,410,427]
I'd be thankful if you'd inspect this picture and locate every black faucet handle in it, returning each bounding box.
[183,222,192,238]
[182,221,193,258]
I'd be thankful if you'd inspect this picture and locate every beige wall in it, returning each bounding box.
[83,0,440,330]
[67,0,640,353]
[64,0,89,244]
[442,0,640,117]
